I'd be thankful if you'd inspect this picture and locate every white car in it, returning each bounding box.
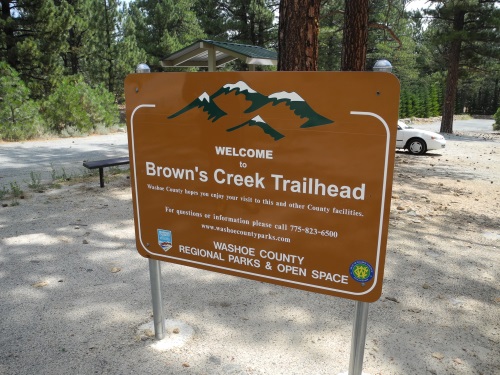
[396,120,446,155]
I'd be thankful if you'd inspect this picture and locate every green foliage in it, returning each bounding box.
[368,0,419,80]
[28,171,44,191]
[399,81,442,119]
[2,0,73,98]
[41,76,118,134]
[129,0,205,70]
[494,107,500,131]
[318,0,343,71]
[62,0,94,76]
[9,181,22,198]
[50,163,69,181]
[428,84,441,117]
[2,0,498,134]
[0,62,44,141]
[423,0,500,122]
[193,0,228,40]
[85,0,124,94]
[221,0,275,46]
[456,72,500,115]
[0,185,8,200]
[113,8,148,101]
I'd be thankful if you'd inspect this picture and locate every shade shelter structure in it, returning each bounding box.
[160,39,277,72]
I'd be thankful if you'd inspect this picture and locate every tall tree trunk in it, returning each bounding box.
[240,1,250,43]
[278,0,320,71]
[103,0,114,94]
[440,9,465,134]
[492,78,499,113]
[68,27,80,75]
[341,0,369,71]
[1,0,17,68]
[258,20,265,46]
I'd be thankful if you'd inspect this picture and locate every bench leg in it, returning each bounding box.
[99,167,104,188]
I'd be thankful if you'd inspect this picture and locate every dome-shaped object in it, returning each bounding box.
[373,59,393,73]
[136,63,150,73]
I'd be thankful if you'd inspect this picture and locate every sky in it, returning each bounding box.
[406,0,431,11]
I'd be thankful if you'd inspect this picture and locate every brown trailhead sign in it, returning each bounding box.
[125,72,400,302]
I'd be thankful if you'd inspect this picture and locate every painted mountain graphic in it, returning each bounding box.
[167,81,334,140]
[168,92,226,122]
[210,82,333,128]
[254,91,333,128]
[227,115,284,141]
[211,81,269,112]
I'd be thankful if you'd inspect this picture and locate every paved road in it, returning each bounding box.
[0,132,128,189]
[411,118,495,133]
[0,119,495,190]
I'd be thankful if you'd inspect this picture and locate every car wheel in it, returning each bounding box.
[407,138,427,155]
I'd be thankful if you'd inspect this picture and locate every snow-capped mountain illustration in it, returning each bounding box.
[167,81,334,140]
[227,115,284,141]
[168,92,226,122]
[220,81,257,94]
[211,81,269,113]
[245,90,333,128]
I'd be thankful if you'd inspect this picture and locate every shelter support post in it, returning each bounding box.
[208,47,216,72]
[148,258,166,340]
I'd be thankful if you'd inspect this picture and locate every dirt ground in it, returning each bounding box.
[0,130,498,375]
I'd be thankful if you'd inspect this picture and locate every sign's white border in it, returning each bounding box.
[130,104,390,297]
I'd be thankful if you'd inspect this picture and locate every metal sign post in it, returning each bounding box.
[148,258,165,340]
[135,64,166,341]
[338,301,370,375]
[349,301,370,375]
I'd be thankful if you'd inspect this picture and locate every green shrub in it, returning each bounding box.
[0,185,8,200]
[0,62,44,141]
[41,76,119,134]
[9,181,22,198]
[494,107,500,131]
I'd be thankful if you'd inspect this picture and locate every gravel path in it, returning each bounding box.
[0,132,128,190]
[0,130,498,375]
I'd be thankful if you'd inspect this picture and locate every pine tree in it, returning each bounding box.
[425,0,500,133]
[429,84,440,117]
[63,0,93,76]
[114,7,147,100]
[0,0,17,67]
[128,0,204,71]
[1,0,72,97]
[193,0,227,40]
[84,0,122,94]
[223,0,275,46]
[318,0,343,71]
[0,62,43,140]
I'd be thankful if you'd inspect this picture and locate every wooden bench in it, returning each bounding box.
[83,156,129,187]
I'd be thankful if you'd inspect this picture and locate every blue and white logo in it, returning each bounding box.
[157,229,172,252]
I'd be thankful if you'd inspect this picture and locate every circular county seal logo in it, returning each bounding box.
[349,260,374,283]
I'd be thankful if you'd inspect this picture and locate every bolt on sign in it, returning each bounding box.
[125,72,400,302]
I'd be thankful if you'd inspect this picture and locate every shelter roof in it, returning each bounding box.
[161,39,277,69]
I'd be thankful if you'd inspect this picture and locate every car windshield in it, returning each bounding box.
[398,122,413,130]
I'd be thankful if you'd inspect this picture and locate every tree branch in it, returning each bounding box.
[368,23,403,49]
